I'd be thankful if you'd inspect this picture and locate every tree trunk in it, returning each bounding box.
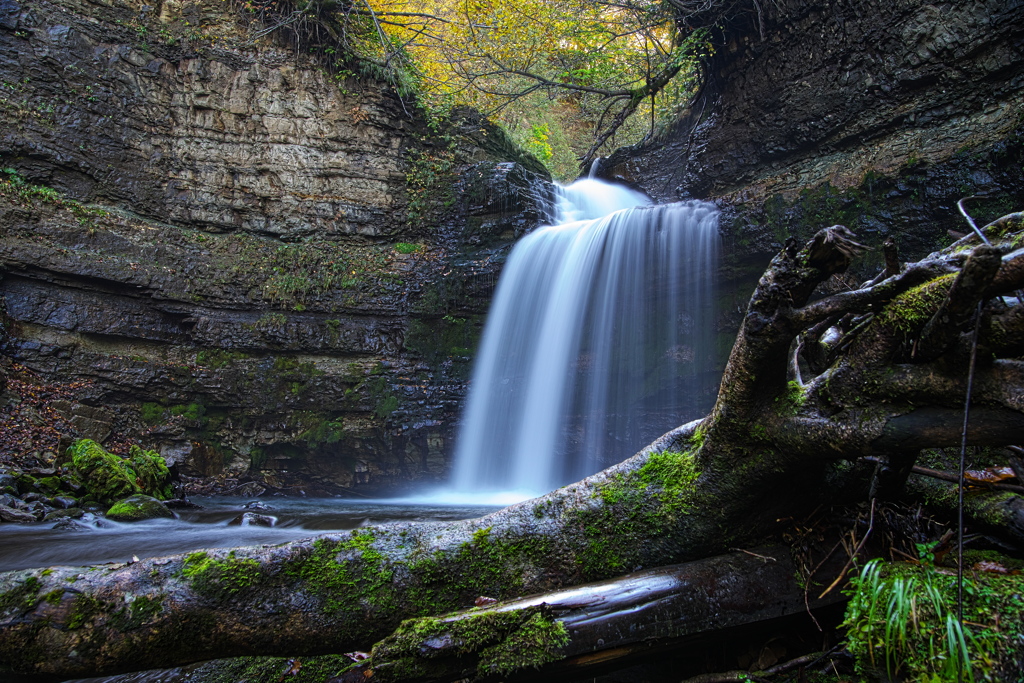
[2,213,1023,681]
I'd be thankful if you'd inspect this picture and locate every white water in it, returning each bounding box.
[444,177,721,503]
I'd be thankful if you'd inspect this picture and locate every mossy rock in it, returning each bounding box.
[67,439,172,505]
[105,495,175,522]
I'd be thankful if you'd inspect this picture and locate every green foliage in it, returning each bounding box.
[169,402,206,422]
[0,168,108,227]
[842,559,1022,681]
[393,242,423,254]
[196,349,248,368]
[140,402,165,424]
[297,413,348,446]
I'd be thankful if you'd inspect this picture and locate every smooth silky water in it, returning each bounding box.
[0,497,500,573]
[445,176,721,502]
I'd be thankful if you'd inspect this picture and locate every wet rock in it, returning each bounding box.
[52,517,91,532]
[22,492,47,503]
[0,493,18,508]
[25,501,50,520]
[105,494,175,522]
[0,473,17,491]
[242,501,274,511]
[51,496,79,509]
[226,482,266,498]
[164,498,204,510]
[43,507,84,521]
[0,0,17,33]
[227,512,276,527]
[0,504,37,523]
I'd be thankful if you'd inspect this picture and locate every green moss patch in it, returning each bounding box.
[0,576,42,615]
[106,494,174,521]
[182,551,263,599]
[67,439,173,505]
[111,594,165,630]
[878,273,956,333]
[371,606,570,681]
[286,530,397,616]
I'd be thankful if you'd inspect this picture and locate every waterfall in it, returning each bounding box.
[450,178,720,501]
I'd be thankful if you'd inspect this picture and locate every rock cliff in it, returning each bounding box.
[605,0,1024,274]
[0,0,551,493]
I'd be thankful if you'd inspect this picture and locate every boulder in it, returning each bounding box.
[43,508,84,521]
[105,495,175,522]
[51,517,91,532]
[0,504,37,523]
[67,439,173,505]
[227,512,276,527]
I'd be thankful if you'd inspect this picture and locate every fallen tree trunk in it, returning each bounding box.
[343,544,849,683]
[2,213,1023,680]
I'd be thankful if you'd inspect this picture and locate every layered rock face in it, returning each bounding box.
[0,0,551,493]
[606,0,1024,270]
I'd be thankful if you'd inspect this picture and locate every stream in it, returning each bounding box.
[0,496,500,573]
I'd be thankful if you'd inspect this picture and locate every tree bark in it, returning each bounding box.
[2,213,1023,681]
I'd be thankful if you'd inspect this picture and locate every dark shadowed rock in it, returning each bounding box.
[51,517,91,532]
[227,512,276,527]
[0,504,37,523]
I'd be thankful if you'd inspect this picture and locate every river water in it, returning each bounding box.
[0,496,499,573]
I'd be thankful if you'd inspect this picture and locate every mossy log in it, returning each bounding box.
[2,214,1023,680]
[347,545,848,683]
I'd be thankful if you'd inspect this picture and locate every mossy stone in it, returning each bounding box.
[67,439,172,505]
[105,494,175,522]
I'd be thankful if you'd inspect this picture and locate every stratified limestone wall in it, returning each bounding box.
[0,0,551,493]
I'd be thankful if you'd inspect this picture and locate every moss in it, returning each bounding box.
[195,349,248,369]
[371,606,569,681]
[68,439,172,504]
[776,380,807,415]
[169,402,206,422]
[286,530,396,615]
[66,594,102,629]
[106,494,174,521]
[111,594,164,630]
[126,445,174,499]
[566,448,702,579]
[32,476,61,494]
[878,272,956,333]
[181,551,263,598]
[0,576,42,614]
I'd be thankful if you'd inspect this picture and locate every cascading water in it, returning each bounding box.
[449,176,721,502]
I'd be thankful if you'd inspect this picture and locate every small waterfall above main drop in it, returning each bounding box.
[450,177,721,501]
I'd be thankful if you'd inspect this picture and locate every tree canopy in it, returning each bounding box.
[249,0,718,176]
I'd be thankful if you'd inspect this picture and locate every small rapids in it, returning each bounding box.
[0,497,498,573]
